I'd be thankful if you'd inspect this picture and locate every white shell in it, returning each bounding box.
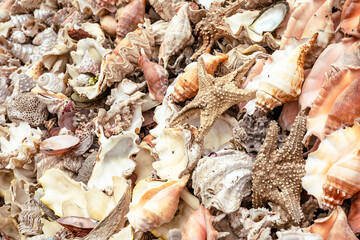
[10,30,29,44]
[38,73,66,93]
[192,150,253,214]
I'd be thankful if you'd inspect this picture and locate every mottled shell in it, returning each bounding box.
[255,34,317,111]
[159,3,194,68]
[33,9,55,26]
[138,52,168,103]
[172,52,228,102]
[148,0,178,21]
[38,73,66,93]
[10,30,29,44]
[192,150,253,214]
[116,0,145,41]
[127,175,189,232]
[302,123,360,209]
[40,135,80,155]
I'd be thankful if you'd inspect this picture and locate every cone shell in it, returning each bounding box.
[138,52,168,103]
[127,175,189,232]
[172,52,229,102]
[116,0,145,40]
[255,34,317,111]
[181,205,218,240]
[40,135,80,155]
[302,123,360,209]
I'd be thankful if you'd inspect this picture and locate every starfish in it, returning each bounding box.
[169,56,256,143]
[252,115,306,224]
[191,0,246,60]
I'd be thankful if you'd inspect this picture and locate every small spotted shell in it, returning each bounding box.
[38,73,66,93]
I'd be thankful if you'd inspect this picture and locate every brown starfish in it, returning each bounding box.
[169,56,256,143]
[252,115,306,224]
[191,0,246,60]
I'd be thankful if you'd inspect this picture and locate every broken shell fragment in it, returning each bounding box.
[127,175,189,232]
[40,135,80,156]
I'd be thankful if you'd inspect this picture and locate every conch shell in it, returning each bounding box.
[159,3,194,68]
[254,34,317,112]
[138,50,168,103]
[127,175,189,232]
[172,52,228,103]
[302,123,360,209]
[116,0,145,42]
[339,0,360,37]
[305,68,360,141]
[181,205,218,240]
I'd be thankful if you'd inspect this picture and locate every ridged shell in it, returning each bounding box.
[138,52,168,102]
[255,34,317,111]
[172,52,228,103]
[127,175,189,232]
[40,135,80,155]
[21,17,39,37]
[10,14,32,28]
[116,0,145,41]
[10,30,29,44]
[305,68,360,141]
[302,123,360,209]
[33,9,55,26]
[38,73,66,93]
[192,150,253,214]
[159,3,194,68]
[10,43,36,64]
[148,0,178,21]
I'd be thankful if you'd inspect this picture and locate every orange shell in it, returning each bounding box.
[172,52,228,102]
[116,0,145,41]
[322,149,360,209]
[340,0,360,37]
[138,53,168,102]
[181,205,218,240]
[348,192,360,234]
[306,206,357,240]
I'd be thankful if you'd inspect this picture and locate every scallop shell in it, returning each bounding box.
[116,0,145,41]
[192,150,253,214]
[138,51,168,102]
[159,3,194,68]
[302,123,360,209]
[255,34,317,112]
[40,135,80,156]
[172,52,229,103]
[38,73,66,93]
[181,205,218,240]
[126,175,189,232]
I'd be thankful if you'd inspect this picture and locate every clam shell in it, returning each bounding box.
[38,73,66,93]
[40,135,80,155]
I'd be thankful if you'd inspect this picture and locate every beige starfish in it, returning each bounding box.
[169,56,256,143]
[252,115,306,224]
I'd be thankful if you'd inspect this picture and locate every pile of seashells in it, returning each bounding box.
[1,0,360,239]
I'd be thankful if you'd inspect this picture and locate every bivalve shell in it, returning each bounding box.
[40,135,80,155]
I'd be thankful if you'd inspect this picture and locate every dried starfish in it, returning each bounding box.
[192,0,246,60]
[169,56,256,143]
[252,115,306,224]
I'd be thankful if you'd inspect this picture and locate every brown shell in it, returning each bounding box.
[116,0,145,42]
[100,15,117,36]
[40,135,80,155]
[172,52,229,102]
[138,52,168,103]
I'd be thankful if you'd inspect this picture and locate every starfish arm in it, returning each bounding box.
[169,106,201,127]
[217,58,256,86]
[257,121,279,158]
[221,86,257,103]
[197,56,215,91]
[195,107,219,142]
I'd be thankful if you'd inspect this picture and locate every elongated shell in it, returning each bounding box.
[192,150,253,214]
[138,52,168,103]
[38,73,66,93]
[116,0,145,41]
[127,175,189,232]
[255,34,317,111]
[159,3,194,68]
[172,52,228,102]
[302,123,360,209]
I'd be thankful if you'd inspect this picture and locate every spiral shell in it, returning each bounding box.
[33,9,55,26]
[116,0,145,41]
[38,73,66,93]
[10,14,32,28]
[22,17,39,37]
[10,30,29,44]
[255,34,317,111]
[172,52,229,102]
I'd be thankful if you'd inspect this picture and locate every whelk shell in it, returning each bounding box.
[172,52,228,103]
[127,175,189,232]
[40,135,80,155]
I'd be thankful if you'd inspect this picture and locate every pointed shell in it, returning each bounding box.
[38,73,66,93]
[40,135,80,155]
[192,150,253,214]
[302,123,360,209]
[127,175,189,232]
[255,34,317,111]
[172,52,229,102]
[116,0,145,40]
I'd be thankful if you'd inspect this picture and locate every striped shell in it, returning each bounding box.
[38,73,66,93]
